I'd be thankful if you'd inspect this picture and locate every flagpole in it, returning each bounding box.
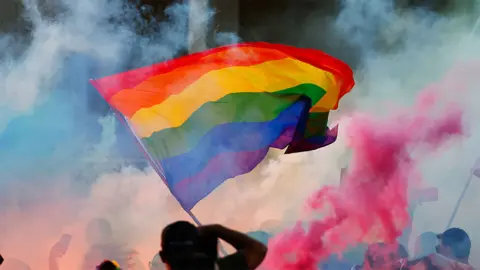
[443,9,480,228]
[445,173,474,229]
[445,174,473,229]
[106,107,229,256]
[186,210,203,226]
[91,91,202,218]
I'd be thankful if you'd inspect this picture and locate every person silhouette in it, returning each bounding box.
[82,218,145,270]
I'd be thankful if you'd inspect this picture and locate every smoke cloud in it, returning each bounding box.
[1,0,480,269]
[0,0,195,267]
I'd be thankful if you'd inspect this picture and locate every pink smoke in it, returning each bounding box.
[263,91,464,270]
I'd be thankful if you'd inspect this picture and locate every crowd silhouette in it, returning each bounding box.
[0,217,475,269]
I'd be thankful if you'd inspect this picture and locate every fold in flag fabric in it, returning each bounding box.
[90,42,355,210]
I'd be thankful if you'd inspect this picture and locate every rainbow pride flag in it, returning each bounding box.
[91,42,354,210]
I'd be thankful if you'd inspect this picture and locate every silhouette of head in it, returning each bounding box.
[159,221,214,270]
[86,218,113,245]
[437,227,471,261]
[97,260,120,270]
[414,231,437,258]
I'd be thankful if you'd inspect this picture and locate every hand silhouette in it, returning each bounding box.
[49,234,72,259]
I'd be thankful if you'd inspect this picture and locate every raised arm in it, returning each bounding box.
[199,224,267,270]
